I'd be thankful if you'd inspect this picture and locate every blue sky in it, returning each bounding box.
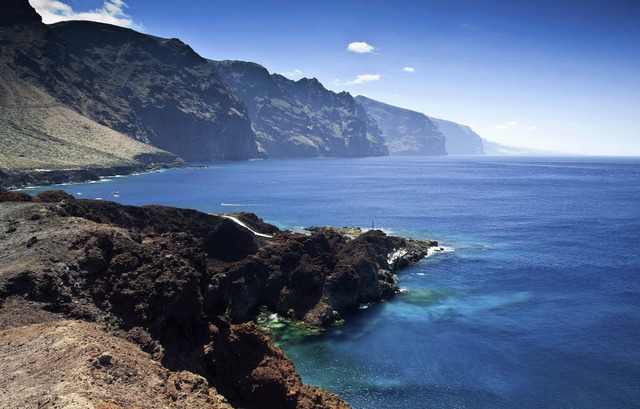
[29,0,640,155]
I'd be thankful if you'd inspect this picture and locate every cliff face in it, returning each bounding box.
[428,117,485,155]
[1,0,257,172]
[0,0,184,186]
[355,95,447,156]
[0,190,437,407]
[47,22,258,161]
[212,60,388,158]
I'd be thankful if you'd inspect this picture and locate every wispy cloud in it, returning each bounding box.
[347,41,375,53]
[402,66,415,72]
[346,74,381,85]
[29,0,144,31]
[494,121,538,131]
[280,69,303,78]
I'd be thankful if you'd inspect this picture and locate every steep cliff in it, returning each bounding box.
[47,21,258,161]
[355,95,447,156]
[0,0,184,187]
[428,117,485,155]
[1,0,257,176]
[212,60,388,157]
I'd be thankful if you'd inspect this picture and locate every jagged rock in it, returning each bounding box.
[33,189,75,203]
[0,191,438,407]
[0,189,32,202]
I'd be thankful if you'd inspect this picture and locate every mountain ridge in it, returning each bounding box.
[212,60,388,158]
[354,95,447,156]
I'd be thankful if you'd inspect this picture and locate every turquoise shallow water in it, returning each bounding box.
[26,156,640,408]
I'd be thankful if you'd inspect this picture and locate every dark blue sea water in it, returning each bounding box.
[26,156,640,408]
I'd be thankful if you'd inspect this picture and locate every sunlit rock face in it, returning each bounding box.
[212,60,388,158]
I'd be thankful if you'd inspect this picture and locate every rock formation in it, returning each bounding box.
[212,61,388,158]
[0,190,438,407]
[355,95,447,156]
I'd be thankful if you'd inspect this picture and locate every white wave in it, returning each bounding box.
[220,203,256,207]
[426,246,455,258]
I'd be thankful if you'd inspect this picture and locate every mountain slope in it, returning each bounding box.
[355,96,447,156]
[212,60,388,157]
[1,0,257,177]
[0,0,183,187]
[47,21,257,161]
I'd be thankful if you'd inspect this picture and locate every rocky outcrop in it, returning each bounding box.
[212,60,388,158]
[428,117,485,155]
[355,95,447,156]
[0,190,439,407]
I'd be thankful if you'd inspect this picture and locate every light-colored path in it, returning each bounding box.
[220,215,273,238]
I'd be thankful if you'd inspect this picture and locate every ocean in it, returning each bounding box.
[25,156,640,408]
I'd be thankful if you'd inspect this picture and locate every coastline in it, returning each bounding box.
[0,190,441,408]
[0,161,187,190]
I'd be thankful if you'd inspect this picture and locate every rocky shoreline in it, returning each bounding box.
[0,160,186,190]
[0,190,440,408]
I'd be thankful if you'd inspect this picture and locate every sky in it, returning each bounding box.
[28,0,640,155]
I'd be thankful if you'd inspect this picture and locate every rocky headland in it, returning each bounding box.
[0,189,440,408]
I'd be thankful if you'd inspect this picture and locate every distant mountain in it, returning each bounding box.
[212,61,388,158]
[427,117,485,155]
[354,96,446,156]
[482,139,564,155]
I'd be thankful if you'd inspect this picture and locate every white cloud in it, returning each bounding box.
[280,69,303,78]
[29,0,144,31]
[345,74,381,85]
[493,121,539,131]
[347,41,375,53]
[402,66,415,72]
